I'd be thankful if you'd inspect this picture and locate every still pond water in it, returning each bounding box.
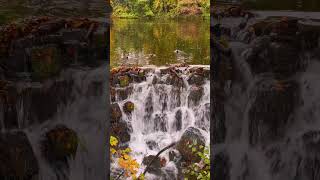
[110,18,210,67]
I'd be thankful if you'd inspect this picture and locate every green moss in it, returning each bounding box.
[119,75,130,87]
[31,46,61,80]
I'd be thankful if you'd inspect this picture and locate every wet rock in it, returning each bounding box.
[118,75,130,87]
[144,93,154,122]
[110,87,116,102]
[116,86,133,101]
[123,101,134,114]
[142,155,165,175]
[165,74,185,88]
[0,83,19,129]
[169,150,181,162]
[249,79,299,145]
[154,113,168,132]
[187,73,205,86]
[0,131,39,180]
[40,124,78,180]
[30,45,61,80]
[111,103,122,123]
[175,109,182,131]
[41,125,78,163]
[188,86,204,107]
[152,75,159,84]
[177,127,205,163]
[20,80,74,126]
[146,140,159,150]
[111,120,131,144]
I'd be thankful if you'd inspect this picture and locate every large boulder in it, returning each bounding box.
[41,125,78,163]
[176,127,205,163]
[0,131,39,180]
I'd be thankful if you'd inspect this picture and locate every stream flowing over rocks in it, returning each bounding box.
[212,7,320,180]
[110,64,210,179]
[0,14,109,180]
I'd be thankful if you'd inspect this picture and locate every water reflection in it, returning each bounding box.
[110,18,210,67]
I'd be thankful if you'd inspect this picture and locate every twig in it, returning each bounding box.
[115,142,177,180]
[115,170,125,180]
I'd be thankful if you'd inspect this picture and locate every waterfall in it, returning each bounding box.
[0,64,108,180]
[214,12,320,180]
[111,65,210,179]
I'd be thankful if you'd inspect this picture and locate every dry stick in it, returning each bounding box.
[141,142,177,176]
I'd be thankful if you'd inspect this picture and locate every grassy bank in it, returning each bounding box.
[111,0,210,19]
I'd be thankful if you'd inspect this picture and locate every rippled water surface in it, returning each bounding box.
[110,18,210,67]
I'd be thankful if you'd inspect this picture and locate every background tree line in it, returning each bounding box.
[111,0,210,18]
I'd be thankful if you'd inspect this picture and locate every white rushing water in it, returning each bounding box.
[24,64,108,180]
[213,10,320,180]
[113,66,210,179]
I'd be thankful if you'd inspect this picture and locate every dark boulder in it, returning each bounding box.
[176,127,205,163]
[111,103,122,123]
[0,131,39,180]
[110,120,131,144]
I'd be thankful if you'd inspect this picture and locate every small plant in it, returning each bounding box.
[110,136,144,179]
[183,141,210,180]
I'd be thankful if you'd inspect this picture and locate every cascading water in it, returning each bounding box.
[111,65,210,179]
[0,64,108,180]
[213,10,320,180]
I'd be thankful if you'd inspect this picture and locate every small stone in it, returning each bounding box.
[123,101,134,114]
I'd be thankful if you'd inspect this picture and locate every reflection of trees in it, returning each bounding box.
[110,18,210,66]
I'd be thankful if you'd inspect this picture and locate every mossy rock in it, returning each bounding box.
[119,75,130,87]
[41,125,78,163]
[123,101,135,114]
[30,45,61,80]
[177,127,205,163]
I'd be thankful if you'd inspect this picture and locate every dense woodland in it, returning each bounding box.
[111,0,210,18]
